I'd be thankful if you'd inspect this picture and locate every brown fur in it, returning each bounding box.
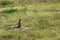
[13,19,22,28]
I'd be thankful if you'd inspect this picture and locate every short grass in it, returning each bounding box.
[0,0,60,40]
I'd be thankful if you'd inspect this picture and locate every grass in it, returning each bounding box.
[0,0,13,7]
[1,1,13,5]
[2,8,18,14]
[0,0,60,40]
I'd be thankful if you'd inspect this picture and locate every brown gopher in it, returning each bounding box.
[13,19,22,29]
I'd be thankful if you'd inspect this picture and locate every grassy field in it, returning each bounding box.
[0,0,60,40]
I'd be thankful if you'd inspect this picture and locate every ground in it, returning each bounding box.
[0,0,60,40]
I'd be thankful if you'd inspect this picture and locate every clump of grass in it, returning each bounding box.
[2,9,18,14]
[0,30,22,40]
[30,31,44,39]
[1,1,13,6]
[1,34,14,39]
[53,13,60,20]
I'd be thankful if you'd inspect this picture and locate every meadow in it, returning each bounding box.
[0,0,60,40]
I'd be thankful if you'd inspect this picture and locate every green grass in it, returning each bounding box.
[1,1,13,5]
[2,8,18,14]
[0,0,60,40]
[0,0,13,7]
